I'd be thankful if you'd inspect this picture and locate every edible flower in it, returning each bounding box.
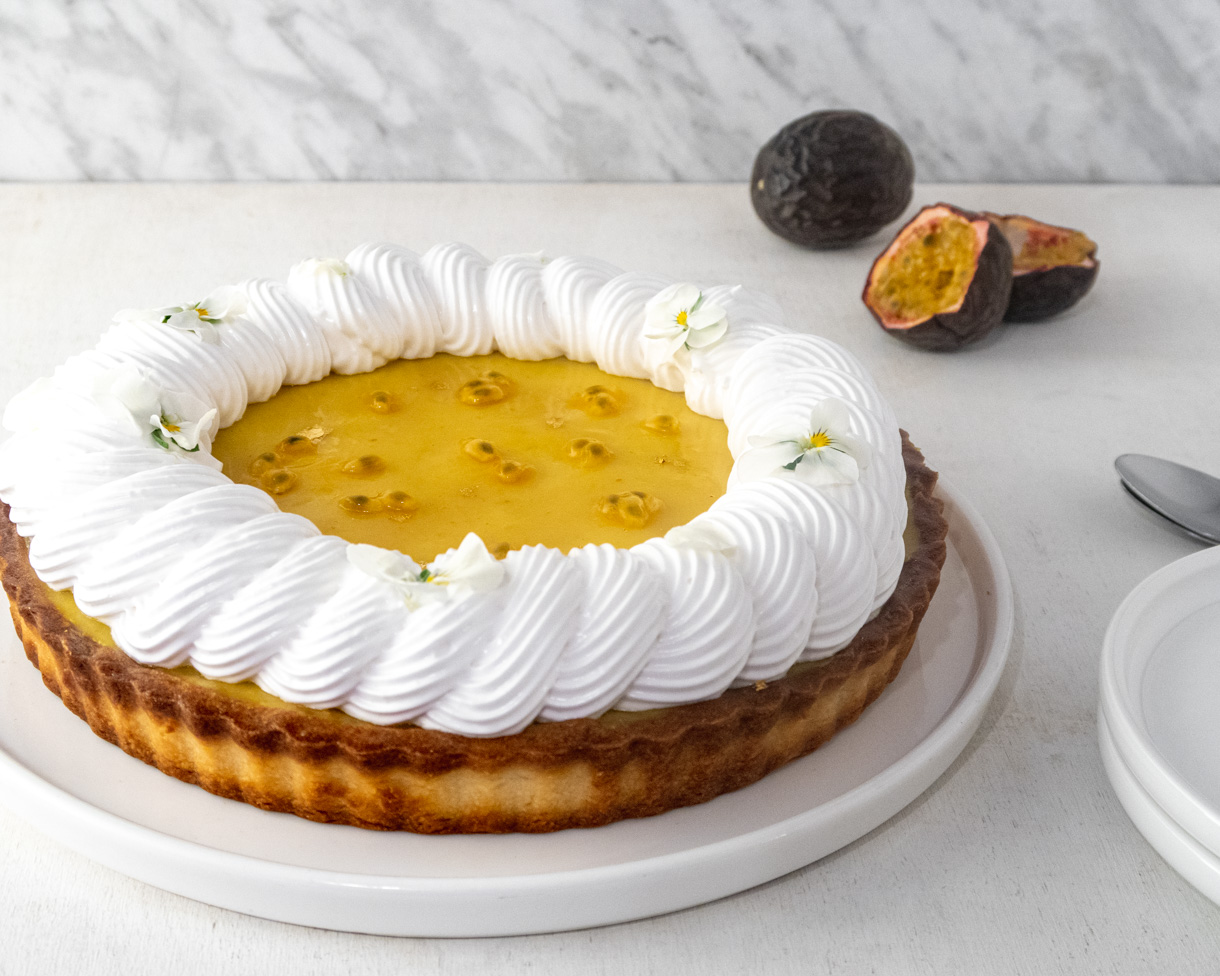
[737,398,870,486]
[115,285,248,343]
[664,519,738,556]
[93,366,219,456]
[296,257,351,278]
[348,533,505,610]
[644,283,728,357]
[425,532,506,591]
[149,406,215,453]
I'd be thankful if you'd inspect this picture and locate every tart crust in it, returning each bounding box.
[0,433,947,833]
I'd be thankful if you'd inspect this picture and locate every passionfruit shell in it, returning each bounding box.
[862,203,1013,351]
[983,212,1099,322]
[751,110,914,249]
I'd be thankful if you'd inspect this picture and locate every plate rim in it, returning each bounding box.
[1099,544,1220,854]
[1098,708,1220,905]
[0,477,1013,936]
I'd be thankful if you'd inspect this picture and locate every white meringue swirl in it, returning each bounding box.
[0,242,910,736]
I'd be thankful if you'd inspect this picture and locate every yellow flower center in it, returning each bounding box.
[195,307,209,318]
[676,309,688,327]
[163,421,181,433]
[809,430,832,449]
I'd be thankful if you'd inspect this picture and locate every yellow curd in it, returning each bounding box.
[211,353,735,561]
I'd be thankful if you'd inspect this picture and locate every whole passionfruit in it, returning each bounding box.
[863,203,1013,351]
[751,110,914,249]
[983,213,1099,322]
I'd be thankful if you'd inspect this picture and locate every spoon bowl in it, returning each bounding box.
[1115,454,1220,546]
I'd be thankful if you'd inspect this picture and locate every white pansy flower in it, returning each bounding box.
[348,533,505,610]
[3,366,217,458]
[664,519,738,556]
[115,285,248,343]
[644,283,728,358]
[424,533,507,597]
[297,257,352,278]
[91,366,219,455]
[347,544,435,605]
[737,398,870,487]
[149,404,218,453]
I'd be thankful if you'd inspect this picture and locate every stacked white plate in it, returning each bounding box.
[1100,545,1220,905]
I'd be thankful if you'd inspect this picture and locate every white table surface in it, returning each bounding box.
[0,182,1217,973]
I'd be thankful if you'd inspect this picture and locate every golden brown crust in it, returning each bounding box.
[0,432,947,833]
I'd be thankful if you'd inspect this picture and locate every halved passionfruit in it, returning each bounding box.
[983,213,1099,322]
[863,203,1013,351]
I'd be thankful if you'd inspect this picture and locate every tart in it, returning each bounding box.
[0,244,947,832]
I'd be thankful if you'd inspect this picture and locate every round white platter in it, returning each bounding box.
[1100,544,1220,860]
[1099,710,1220,906]
[0,479,1012,937]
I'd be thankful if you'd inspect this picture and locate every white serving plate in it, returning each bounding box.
[1100,544,1220,858]
[1099,710,1220,907]
[0,479,1011,937]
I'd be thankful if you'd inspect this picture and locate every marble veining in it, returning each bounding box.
[1,0,1218,182]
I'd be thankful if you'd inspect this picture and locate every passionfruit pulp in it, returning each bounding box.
[751,110,914,249]
[863,203,1013,351]
[983,213,1099,322]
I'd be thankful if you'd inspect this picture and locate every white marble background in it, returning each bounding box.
[1,0,1218,182]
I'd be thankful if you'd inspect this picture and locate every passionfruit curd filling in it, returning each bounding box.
[210,352,734,560]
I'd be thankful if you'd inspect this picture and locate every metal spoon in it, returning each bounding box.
[1115,453,1220,545]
